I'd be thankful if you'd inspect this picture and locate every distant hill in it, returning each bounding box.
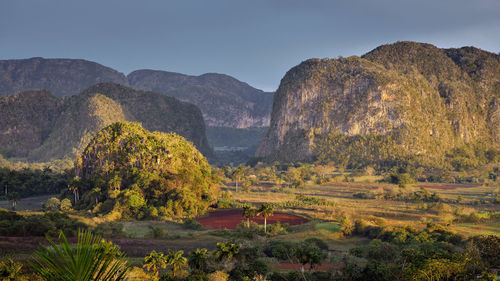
[0,83,211,162]
[128,70,274,128]
[257,42,500,169]
[0,57,128,97]
[0,57,274,129]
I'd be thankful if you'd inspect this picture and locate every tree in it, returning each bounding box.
[215,242,240,262]
[293,243,325,274]
[7,192,19,211]
[44,197,61,211]
[30,230,129,281]
[60,198,72,211]
[167,250,187,278]
[188,248,209,272]
[258,203,274,233]
[0,259,24,281]
[69,177,81,203]
[242,204,256,228]
[232,166,245,192]
[143,250,168,279]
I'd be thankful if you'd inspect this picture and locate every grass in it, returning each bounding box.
[0,194,54,211]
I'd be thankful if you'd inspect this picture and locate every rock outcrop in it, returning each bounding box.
[257,42,500,168]
[0,57,128,97]
[128,70,273,128]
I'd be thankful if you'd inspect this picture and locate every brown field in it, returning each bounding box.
[416,184,481,190]
[195,209,309,229]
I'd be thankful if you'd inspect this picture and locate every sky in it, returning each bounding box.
[1,0,499,91]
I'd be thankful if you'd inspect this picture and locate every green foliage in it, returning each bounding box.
[75,122,219,219]
[188,248,209,272]
[215,242,240,262]
[30,230,129,281]
[0,209,85,237]
[43,197,60,211]
[0,259,24,281]
[0,167,69,199]
[183,219,203,230]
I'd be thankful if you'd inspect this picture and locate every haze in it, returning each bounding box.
[1,0,499,91]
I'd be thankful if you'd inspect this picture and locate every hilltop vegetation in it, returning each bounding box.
[257,42,500,170]
[0,83,212,162]
[74,122,219,220]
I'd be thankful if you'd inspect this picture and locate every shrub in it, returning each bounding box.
[44,197,61,211]
[183,219,203,230]
[60,198,72,211]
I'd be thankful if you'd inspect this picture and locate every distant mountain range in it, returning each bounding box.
[0,58,273,129]
[0,83,211,162]
[257,42,500,168]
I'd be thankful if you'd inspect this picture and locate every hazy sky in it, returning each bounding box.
[1,0,499,91]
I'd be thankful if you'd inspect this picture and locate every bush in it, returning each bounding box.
[44,197,61,211]
[60,198,72,211]
[149,226,166,238]
[94,222,124,238]
[183,218,203,230]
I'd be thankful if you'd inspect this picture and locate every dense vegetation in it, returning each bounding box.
[0,167,68,199]
[74,122,219,220]
[0,209,85,237]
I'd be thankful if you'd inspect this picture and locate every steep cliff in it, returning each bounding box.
[0,83,212,162]
[128,70,273,128]
[257,42,500,168]
[0,57,128,97]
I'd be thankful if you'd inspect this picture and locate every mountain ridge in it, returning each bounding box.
[0,83,212,162]
[256,41,500,168]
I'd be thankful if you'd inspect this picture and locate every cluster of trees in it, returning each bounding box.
[0,167,69,199]
[334,221,500,280]
[0,209,85,237]
[72,122,220,220]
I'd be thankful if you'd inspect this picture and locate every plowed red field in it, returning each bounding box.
[195,209,308,229]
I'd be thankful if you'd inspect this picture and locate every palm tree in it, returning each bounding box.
[30,230,129,281]
[188,248,209,271]
[242,204,256,228]
[167,250,187,278]
[215,242,240,262]
[258,203,274,233]
[7,192,19,211]
[232,166,245,192]
[143,250,168,279]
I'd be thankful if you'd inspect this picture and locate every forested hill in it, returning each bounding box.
[128,70,274,128]
[0,57,274,129]
[257,41,500,169]
[0,83,212,162]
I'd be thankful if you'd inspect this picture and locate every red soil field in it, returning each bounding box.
[195,209,308,230]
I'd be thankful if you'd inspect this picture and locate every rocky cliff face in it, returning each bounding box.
[257,42,500,167]
[128,70,273,128]
[0,57,128,97]
[0,83,212,162]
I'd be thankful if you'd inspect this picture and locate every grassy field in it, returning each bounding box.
[0,177,498,271]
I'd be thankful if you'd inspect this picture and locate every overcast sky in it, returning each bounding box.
[1,0,499,91]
